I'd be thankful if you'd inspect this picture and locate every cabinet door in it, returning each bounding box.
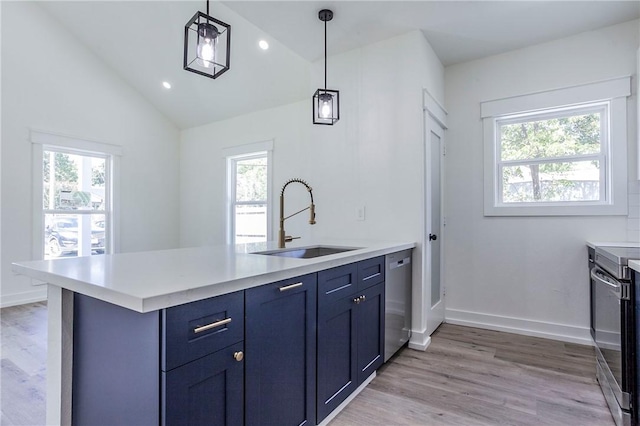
[245,274,317,426]
[162,342,244,426]
[356,282,385,384]
[317,290,357,422]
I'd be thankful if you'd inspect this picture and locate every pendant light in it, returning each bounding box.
[313,9,339,125]
[184,1,231,79]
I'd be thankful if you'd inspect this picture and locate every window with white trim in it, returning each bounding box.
[225,141,272,244]
[31,130,120,259]
[482,77,630,216]
[42,148,110,258]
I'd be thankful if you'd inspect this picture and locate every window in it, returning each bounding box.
[42,149,110,258]
[31,130,121,259]
[225,141,273,245]
[482,77,630,216]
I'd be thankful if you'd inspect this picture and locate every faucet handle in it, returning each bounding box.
[284,236,301,243]
[309,203,316,225]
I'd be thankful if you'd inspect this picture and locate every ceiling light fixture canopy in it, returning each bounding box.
[313,9,339,125]
[184,0,231,79]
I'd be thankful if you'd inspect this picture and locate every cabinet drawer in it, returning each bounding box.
[162,291,244,371]
[358,256,385,291]
[318,263,358,306]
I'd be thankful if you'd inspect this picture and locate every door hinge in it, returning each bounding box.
[442,144,446,156]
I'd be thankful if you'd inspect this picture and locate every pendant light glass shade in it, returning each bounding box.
[184,2,230,79]
[313,89,339,125]
[313,9,339,125]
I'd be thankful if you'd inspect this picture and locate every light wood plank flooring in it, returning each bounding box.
[1,302,47,426]
[1,302,613,425]
[330,324,614,425]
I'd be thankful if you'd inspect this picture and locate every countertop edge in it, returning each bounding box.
[13,242,415,313]
[630,260,640,274]
[586,241,640,249]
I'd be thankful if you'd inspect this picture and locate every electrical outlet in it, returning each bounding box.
[357,206,366,221]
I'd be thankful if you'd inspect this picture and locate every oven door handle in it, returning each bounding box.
[591,266,626,299]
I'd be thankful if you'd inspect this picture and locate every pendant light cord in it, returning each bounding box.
[206,0,209,16]
[324,19,327,90]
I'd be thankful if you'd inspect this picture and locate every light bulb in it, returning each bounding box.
[198,39,215,67]
[320,100,332,118]
[196,22,219,68]
[318,93,333,119]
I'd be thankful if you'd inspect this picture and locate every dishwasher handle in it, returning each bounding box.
[591,266,628,300]
[389,256,411,270]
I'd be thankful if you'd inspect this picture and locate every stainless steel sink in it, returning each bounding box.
[253,245,360,259]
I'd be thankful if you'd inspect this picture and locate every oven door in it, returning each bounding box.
[591,266,633,413]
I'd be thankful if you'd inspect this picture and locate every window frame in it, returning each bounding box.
[224,141,273,245]
[31,129,121,260]
[481,77,630,216]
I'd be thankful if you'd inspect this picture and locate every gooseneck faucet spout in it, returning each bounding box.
[279,178,316,248]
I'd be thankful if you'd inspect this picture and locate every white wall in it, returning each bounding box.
[180,30,445,348]
[444,19,639,343]
[1,2,181,307]
[180,100,310,247]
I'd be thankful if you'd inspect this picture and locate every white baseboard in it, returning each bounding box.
[445,308,592,346]
[1,288,47,308]
[408,328,432,351]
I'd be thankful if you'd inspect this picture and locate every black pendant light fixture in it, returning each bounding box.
[184,1,231,79]
[313,9,339,125]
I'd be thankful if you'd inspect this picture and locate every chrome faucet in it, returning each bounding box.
[278,178,316,248]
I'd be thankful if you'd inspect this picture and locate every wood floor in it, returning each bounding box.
[330,325,614,425]
[0,302,613,426]
[1,302,47,426]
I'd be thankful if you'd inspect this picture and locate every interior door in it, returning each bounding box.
[425,114,445,336]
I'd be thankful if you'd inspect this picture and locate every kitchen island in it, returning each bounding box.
[12,240,414,426]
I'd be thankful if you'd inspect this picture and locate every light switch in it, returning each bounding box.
[357,206,366,221]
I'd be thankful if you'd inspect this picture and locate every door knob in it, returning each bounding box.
[429,234,438,241]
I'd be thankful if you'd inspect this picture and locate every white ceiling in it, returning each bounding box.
[37,1,639,130]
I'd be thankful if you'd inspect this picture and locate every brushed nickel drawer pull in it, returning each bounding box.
[362,272,381,281]
[279,282,303,292]
[234,351,244,362]
[194,317,232,334]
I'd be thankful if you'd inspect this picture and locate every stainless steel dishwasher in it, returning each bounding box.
[384,249,412,361]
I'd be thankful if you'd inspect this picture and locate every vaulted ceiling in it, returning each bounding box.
[37,1,639,129]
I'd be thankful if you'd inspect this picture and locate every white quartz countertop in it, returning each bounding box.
[12,240,414,313]
[630,260,640,274]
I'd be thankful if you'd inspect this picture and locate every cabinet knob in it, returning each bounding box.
[233,351,244,362]
[360,295,366,302]
[353,297,361,304]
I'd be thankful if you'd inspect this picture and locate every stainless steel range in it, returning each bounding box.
[591,246,640,426]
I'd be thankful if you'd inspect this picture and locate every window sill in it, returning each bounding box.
[484,202,628,217]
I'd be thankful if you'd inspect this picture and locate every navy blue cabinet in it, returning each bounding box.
[245,274,317,426]
[317,259,385,422]
[161,291,245,426]
[71,257,385,426]
[356,282,385,384]
[162,342,244,426]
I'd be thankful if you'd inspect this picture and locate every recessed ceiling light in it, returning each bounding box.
[162,81,172,89]
[258,40,269,50]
